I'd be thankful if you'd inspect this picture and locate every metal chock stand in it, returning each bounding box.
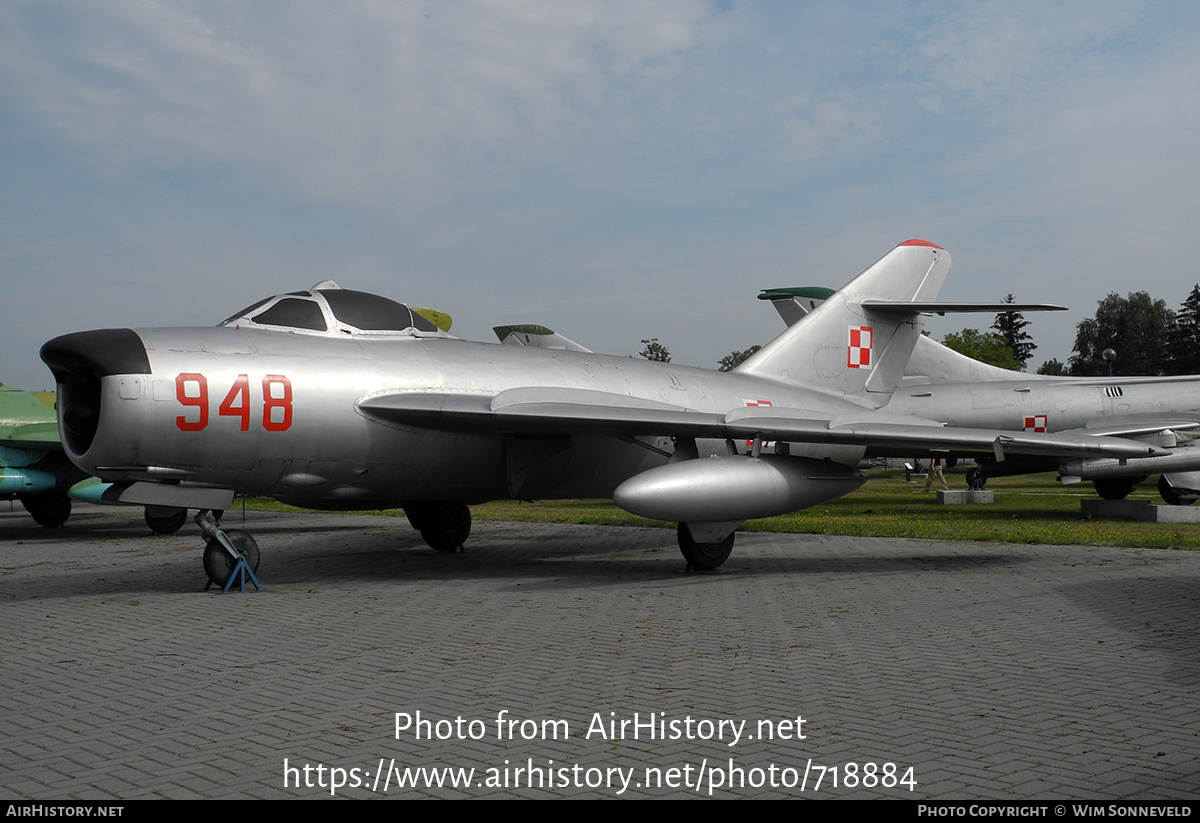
[197,510,261,593]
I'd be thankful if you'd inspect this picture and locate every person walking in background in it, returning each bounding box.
[925,457,949,492]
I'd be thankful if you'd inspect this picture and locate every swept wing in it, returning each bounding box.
[358,387,1163,462]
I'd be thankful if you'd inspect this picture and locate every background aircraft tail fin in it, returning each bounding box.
[736,239,951,405]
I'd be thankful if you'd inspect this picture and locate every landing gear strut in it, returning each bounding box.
[196,510,261,590]
[677,523,734,571]
[405,501,472,552]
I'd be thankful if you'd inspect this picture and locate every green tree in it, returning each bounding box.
[1036,358,1068,376]
[638,338,671,363]
[941,329,1020,370]
[1069,292,1174,376]
[992,294,1036,370]
[717,345,761,372]
[1167,285,1200,375]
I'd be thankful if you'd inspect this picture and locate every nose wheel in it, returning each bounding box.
[196,510,261,591]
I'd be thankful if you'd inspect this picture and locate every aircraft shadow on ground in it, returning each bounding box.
[1057,575,1200,681]
[1,513,1030,601]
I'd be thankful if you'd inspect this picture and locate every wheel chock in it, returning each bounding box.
[205,555,262,593]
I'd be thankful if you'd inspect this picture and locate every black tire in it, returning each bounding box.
[1093,477,1134,500]
[965,467,987,490]
[419,502,471,552]
[202,529,260,587]
[1158,475,1194,506]
[145,507,188,535]
[22,493,71,528]
[677,523,734,571]
[402,502,429,531]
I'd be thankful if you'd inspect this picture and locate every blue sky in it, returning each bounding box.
[3,1,1197,390]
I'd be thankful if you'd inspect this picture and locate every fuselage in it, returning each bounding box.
[882,375,1200,434]
[47,326,873,508]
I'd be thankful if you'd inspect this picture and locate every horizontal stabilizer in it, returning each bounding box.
[860,301,1067,315]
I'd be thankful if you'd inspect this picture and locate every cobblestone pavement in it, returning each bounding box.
[2,505,1197,799]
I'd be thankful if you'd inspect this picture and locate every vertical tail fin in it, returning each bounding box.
[737,239,951,406]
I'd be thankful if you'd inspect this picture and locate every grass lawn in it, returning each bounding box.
[241,469,1198,550]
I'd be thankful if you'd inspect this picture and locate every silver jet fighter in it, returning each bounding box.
[41,242,1168,585]
[760,290,1200,503]
[882,339,1200,502]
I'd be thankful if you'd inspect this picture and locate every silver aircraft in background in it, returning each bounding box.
[41,241,1170,585]
[760,289,1200,503]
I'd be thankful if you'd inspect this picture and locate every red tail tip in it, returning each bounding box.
[900,239,943,249]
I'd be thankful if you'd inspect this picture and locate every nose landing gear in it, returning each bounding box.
[197,510,261,591]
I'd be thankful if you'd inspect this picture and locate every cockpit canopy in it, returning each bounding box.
[220,280,453,338]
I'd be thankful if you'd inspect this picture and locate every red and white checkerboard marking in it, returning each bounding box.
[1023,415,1048,432]
[847,326,873,369]
[743,400,774,447]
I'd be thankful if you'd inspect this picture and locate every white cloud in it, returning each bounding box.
[1,1,724,204]
[0,1,1196,386]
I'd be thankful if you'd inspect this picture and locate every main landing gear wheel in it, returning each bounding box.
[1093,477,1134,500]
[677,523,734,571]
[1158,475,1194,506]
[202,529,260,587]
[419,502,472,552]
[145,507,188,535]
[22,493,71,528]
[964,467,987,490]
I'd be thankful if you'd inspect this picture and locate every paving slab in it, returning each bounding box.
[1,504,1197,799]
[1082,498,1200,523]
